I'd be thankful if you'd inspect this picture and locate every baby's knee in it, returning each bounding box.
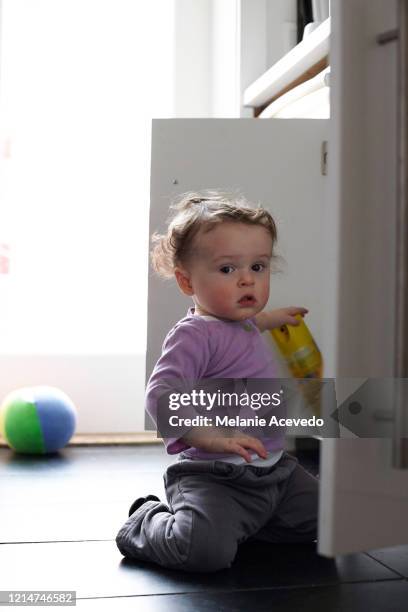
[185,531,237,573]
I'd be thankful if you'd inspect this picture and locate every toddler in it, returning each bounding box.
[116,191,319,572]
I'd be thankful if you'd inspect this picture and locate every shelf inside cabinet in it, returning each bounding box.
[244,18,330,114]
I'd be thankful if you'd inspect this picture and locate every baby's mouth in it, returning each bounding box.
[238,295,257,306]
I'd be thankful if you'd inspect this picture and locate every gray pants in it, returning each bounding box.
[116,451,318,573]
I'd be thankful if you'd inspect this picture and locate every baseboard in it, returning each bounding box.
[0,432,163,448]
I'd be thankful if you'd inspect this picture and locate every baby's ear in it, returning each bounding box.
[174,267,194,296]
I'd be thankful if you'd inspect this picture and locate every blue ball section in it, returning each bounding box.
[34,388,77,453]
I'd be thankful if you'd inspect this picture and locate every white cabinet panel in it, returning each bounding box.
[318,0,408,556]
[148,118,329,415]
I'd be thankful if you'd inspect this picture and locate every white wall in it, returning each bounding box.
[239,0,297,116]
[240,0,267,116]
[174,0,241,118]
[173,0,298,119]
[173,0,299,118]
[173,0,212,117]
[0,355,146,432]
[266,0,297,68]
[211,0,241,117]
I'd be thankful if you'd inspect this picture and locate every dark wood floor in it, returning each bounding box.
[1,444,407,611]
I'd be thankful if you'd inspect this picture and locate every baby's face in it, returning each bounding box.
[186,222,272,321]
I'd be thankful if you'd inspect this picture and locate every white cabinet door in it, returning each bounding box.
[148,118,329,389]
[318,0,408,556]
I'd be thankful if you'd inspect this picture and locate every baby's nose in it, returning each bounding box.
[238,271,255,286]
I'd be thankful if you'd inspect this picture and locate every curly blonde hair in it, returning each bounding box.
[151,190,278,278]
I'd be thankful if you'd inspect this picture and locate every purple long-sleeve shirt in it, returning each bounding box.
[146,308,285,459]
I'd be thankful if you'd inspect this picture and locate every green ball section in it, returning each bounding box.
[3,398,46,454]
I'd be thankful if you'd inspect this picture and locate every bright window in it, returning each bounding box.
[0,0,175,355]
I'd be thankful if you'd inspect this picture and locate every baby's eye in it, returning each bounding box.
[251,263,266,272]
[219,265,235,274]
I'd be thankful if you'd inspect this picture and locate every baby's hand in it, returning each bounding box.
[255,306,308,332]
[182,427,268,463]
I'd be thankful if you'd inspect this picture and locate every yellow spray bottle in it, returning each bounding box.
[270,314,323,415]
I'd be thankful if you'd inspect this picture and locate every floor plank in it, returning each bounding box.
[0,540,400,599]
[366,546,408,578]
[0,446,172,542]
[73,580,408,612]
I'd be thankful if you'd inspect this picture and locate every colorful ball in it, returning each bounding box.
[0,386,77,454]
